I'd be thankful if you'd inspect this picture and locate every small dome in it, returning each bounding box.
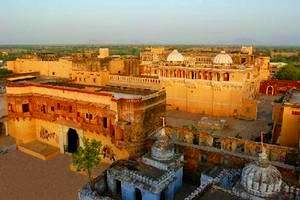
[151,124,174,161]
[213,51,233,65]
[240,150,282,198]
[167,49,184,62]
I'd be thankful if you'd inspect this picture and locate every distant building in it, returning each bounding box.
[272,89,300,148]
[98,48,110,59]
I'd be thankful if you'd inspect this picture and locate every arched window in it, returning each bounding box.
[223,72,230,81]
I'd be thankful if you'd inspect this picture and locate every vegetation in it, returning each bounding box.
[72,137,103,191]
[271,55,300,64]
[0,68,12,77]
[275,64,300,80]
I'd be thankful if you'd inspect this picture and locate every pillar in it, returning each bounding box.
[4,121,8,136]
[121,182,135,200]
[174,168,183,192]
[107,173,117,193]
[166,181,176,200]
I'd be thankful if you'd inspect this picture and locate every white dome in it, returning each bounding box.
[240,151,282,198]
[151,126,174,161]
[213,51,233,65]
[167,49,184,62]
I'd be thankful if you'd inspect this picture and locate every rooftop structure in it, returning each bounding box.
[166,49,185,62]
[213,51,233,65]
[5,75,166,158]
[81,120,184,200]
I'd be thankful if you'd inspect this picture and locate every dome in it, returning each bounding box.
[240,149,282,198]
[167,49,184,62]
[213,51,233,65]
[151,121,174,161]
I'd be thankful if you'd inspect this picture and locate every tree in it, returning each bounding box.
[0,68,12,77]
[275,64,300,80]
[72,137,103,191]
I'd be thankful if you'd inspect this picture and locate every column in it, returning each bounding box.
[121,182,135,200]
[107,174,117,193]
[174,168,183,192]
[4,121,8,136]
[166,181,176,200]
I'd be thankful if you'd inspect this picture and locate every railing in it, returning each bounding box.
[109,75,161,89]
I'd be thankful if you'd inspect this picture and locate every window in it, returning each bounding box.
[41,105,46,113]
[57,103,61,110]
[52,72,56,76]
[22,103,29,113]
[103,117,108,128]
[8,103,13,112]
[69,106,72,113]
[77,112,80,117]
[89,114,93,120]
[51,106,55,112]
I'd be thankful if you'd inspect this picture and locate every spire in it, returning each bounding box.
[161,117,166,136]
[259,131,268,167]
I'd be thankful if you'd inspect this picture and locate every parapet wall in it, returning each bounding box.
[108,75,161,90]
[166,127,298,171]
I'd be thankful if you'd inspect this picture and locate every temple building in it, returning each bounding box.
[79,119,184,200]
[5,75,166,159]
[184,144,300,200]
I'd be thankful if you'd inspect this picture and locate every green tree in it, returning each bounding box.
[0,68,12,77]
[72,137,103,191]
[275,64,300,80]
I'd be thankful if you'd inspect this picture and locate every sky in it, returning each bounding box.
[1,0,300,46]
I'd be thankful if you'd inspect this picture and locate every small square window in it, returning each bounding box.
[22,103,29,113]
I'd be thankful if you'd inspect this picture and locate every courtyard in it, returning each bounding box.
[167,95,279,140]
[0,150,87,200]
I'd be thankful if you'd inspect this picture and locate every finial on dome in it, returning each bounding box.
[259,131,268,167]
[161,117,166,136]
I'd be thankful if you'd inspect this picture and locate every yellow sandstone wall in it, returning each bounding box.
[108,59,125,74]
[7,118,129,160]
[279,106,300,148]
[6,58,73,78]
[162,79,256,118]
[7,118,36,144]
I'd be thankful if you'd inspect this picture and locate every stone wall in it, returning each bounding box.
[166,127,298,181]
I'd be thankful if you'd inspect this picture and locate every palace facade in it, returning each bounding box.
[5,76,166,159]
[5,46,271,120]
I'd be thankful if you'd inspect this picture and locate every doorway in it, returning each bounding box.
[135,188,142,200]
[67,128,79,153]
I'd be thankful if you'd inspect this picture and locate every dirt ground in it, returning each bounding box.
[167,95,279,140]
[0,151,87,200]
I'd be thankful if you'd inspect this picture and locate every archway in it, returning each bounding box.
[135,188,142,200]
[67,128,79,153]
[266,85,274,96]
[116,180,122,195]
